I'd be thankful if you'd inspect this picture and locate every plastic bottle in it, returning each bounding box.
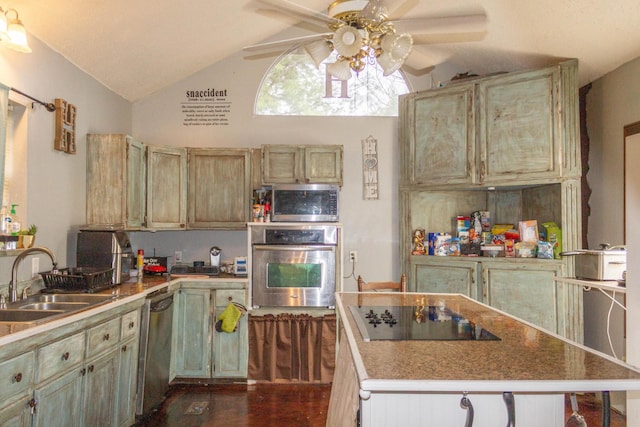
[9,204,21,236]
[137,249,145,278]
[0,205,10,235]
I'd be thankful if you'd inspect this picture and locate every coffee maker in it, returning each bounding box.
[210,246,221,274]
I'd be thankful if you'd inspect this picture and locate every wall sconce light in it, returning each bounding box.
[0,7,31,53]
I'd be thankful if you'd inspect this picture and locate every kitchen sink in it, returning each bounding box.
[19,294,115,304]
[0,293,118,327]
[0,309,65,323]
[18,302,90,311]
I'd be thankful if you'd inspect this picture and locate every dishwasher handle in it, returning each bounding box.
[150,295,174,312]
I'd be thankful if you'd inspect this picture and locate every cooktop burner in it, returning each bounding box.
[349,305,501,342]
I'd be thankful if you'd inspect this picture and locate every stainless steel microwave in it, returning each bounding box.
[271,184,339,222]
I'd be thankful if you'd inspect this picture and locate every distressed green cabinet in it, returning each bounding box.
[187,148,252,229]
[116,309,141,427]
[146,145,188,229]
[400,60,580,188]
[174,282,248,379]
[0,351,34,427]
[0,398,32,427]
[262,144,343,186]
[411,257,480,300]
[86,134,146,229]
[399,61,583,342]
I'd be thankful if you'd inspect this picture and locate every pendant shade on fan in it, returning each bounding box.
[0,8,8,42]
[326,59,353,80]
[381,33,413,62]
[377,51,403,76]
[304,39,333,68]
[333,26,363,57]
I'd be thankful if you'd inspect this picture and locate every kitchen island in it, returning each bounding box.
[328,292,640,427]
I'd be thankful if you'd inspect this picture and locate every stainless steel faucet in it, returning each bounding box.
[9,246,58,303]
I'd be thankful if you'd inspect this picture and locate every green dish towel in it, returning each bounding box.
[217,302,243,333]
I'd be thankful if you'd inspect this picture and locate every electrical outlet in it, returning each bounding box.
[349,251,357,263]
[174,251,183,263]
[32,258,40,278]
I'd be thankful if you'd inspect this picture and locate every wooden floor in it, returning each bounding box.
[137,383,626,427]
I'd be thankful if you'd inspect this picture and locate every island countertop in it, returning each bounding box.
[336,291,640,393]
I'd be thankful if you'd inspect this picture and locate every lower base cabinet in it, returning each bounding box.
[411,257,582,342]
[174,283,248,379]
[0,398,33,427]
[1,305,142,427]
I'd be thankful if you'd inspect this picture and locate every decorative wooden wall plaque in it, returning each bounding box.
[54,98,77,154]
[362,135,379,200]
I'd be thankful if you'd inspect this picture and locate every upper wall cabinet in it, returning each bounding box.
[86,134,145,230]
[187,148,252,229]
[262,145,343,186]
[400,60,580,188]
[146,145,187,229]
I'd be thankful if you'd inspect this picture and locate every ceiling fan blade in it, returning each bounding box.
[361,0,389,21]
[392,14,487,36]
[256,0,342,27]
[243,33,332,52]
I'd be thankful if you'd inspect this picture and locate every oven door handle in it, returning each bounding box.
[253,245,335,252]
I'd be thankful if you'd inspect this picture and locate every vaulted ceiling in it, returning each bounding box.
[12,0,640,102]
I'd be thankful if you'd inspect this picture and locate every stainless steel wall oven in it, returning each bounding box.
[251,224,338,308]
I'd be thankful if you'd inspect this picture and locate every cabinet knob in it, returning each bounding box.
[28,398,37,414]
[80,368,86,376]
[103,333,110,341]
[122,344,128,352]
[62,352,70,361]
[13,372,22,383]
[129,321,135,329]
[88,364,94,373]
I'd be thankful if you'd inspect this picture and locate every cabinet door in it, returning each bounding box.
[304,146,343,185]
[399,84,476,186]
[174,288,212,377]
[262,145,302,184]
[86,134,145,229]
[188,148,251,229]
[477,67,559,184]
[213,290,248,378]
[33,369,83,427]
[147,145,188,229]
[482,262,564,334]
[82,349,119,427]
[116,338,139,427]
[411,258,480,299]
[0,398,32,427]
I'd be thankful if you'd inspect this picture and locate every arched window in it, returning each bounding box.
[255,48,411,117]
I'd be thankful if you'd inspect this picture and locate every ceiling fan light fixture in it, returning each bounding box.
[327,58,353,81]
[381,32,413,62]
[304,39,333,68]
[377,51,403,76]
[333,26,362,57]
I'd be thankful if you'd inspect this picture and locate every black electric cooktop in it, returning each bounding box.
[349,305,501,342]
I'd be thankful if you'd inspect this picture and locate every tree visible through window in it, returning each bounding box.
[255,48,410,117]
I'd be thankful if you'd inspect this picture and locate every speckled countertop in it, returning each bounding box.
[337,292,640,393]
[0,273,247,344]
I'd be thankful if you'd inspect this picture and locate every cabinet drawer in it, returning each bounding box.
[0,351,34,403]
[37,332,85,382]
[87,317,121,358]
[121,309,140,340]
[215,289,246,306]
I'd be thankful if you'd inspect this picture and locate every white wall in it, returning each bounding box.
[586,56,640,414]
[131,48,432,290]
[0,36,131,290]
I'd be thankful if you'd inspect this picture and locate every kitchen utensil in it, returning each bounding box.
[565,393,587,427]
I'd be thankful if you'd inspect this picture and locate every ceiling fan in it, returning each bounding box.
[244,0,487,80]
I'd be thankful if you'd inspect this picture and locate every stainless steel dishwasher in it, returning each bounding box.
[136,288,175,418]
